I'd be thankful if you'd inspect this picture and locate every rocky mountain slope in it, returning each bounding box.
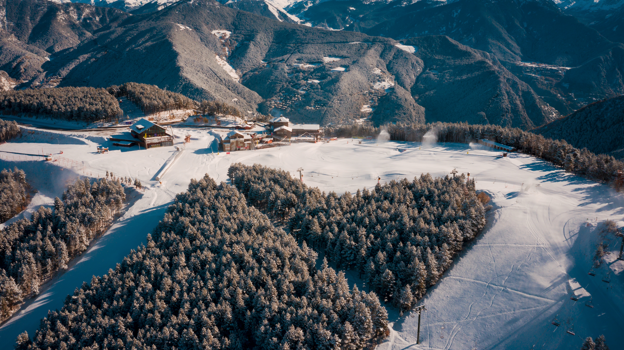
[366,0,611,66]
[533,95,624,159]
[282,0,624,115]
[0,0,559,127]
[0,0,129,82]
[409,36,557,128]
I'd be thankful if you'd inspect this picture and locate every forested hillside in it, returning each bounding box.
[0,119,20,142]
[0,178,125,322]
[16,176,389,349]
[108,83,197,115]
[534,96,624,160]
[0,87,123,122]
[0,168,31,223]
[229,164,487,309]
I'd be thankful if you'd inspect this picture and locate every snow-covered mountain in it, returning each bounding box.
[51,0,178,12]
[553,0,624,11]
[219,0,303,23]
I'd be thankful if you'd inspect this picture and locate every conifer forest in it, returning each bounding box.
[229,164,487,310]
[0,178,125,322]
[0,168,31,223]
[15,176,388,350]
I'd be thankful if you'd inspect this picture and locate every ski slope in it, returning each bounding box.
[0,127,623,349]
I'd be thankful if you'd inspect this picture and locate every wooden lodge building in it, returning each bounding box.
[130,119,174,149]
[269,116,322,141]
[269,116,290,129]
[292,124,321,139]
[221,131,260,151]
[273,126,292,141]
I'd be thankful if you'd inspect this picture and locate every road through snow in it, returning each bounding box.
[0,131,622,350]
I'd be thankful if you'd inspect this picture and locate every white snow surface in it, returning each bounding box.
[360,105,373,113]
[331,66,346,72]
[294,62,321,69]
[0,135,623,349]
[264,0,302,23]
[323,57,343,63]
[215,55,240,82]
[211,29,231,39]
[174,23,192,31]
[395,43,417,54]
[373,79,394,90]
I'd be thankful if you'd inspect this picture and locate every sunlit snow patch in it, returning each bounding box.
[175,23,192,31]
[395,43,417,54]
[323,57,343,63]
[294,62,321,69]
[211,30,231,39]
[215,55,240,82]
[265,1,302,23]
[360,105,372,113]
[307,79,320,83]
[331,67,346,72]
[372,68,382,75]
[373,79,394,90]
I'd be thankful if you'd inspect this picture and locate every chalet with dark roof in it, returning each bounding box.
[130,119,173,149]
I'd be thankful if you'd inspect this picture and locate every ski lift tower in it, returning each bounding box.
[415,304,426,344]
[297,167,304,181]
[617,227,624,260]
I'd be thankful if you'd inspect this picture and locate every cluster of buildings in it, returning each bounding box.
[109,116,322,153]
[220,116,322,152]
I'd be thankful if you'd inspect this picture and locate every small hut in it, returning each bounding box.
[130,119,174,149]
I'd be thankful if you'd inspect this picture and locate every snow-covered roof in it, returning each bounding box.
[130,118,158,134]
[292,124,320,131]
[274,126,292,132]
[225,130,252,140]
[271,116,290,123]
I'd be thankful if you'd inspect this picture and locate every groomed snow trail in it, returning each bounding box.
[0,133,622,350]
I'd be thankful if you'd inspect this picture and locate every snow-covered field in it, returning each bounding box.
[0,129,623,349]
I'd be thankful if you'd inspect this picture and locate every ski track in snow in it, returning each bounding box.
[0,134,623,349]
